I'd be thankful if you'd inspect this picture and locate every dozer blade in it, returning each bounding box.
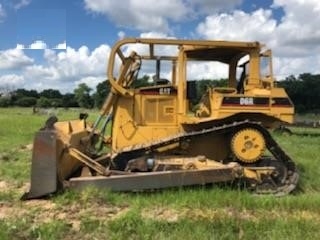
[68,167,235,192]
[22,130,58,200]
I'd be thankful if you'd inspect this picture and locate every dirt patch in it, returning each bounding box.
[182,207,224,220]
[0,202,29,220]
[90,204,130,220]
[141,206,320,223]
[0,151,19,161]
[142,207,179,222]
[5,199,130,230]
[19,144,33,151]
[0,153,10,161]
[24,199,56,210]
[0,180,10,190]
[18,182,30,193]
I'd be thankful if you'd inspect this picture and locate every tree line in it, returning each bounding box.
[277,73,320,113]
[0,73,319,113]
[0,82,110,109]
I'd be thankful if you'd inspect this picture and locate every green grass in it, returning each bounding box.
[0,107,98,152]
[0,107,320,239]
[0,218,72,240]
[0,107,98,182]
[108,209,320,240]
[274,131,320,192]
[295,113,320,122]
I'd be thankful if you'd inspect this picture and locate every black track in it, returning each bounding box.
[113,120,299,195]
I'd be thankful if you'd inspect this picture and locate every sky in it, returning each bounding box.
[0,0,320,93]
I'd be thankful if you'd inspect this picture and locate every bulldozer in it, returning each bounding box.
[23,38,299,199]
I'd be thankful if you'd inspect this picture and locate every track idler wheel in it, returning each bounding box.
[231,128,265,163]
[252,157,299,196]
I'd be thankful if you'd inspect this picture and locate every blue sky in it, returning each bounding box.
[1,0,143,50]
[0,0,320,93]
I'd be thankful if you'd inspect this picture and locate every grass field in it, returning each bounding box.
[0,108,320,239]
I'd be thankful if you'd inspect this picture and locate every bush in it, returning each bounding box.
[37,97,51,108]
[61,93,78,108]
[37,97,63,108]
[14,97,37,107]
[0,97,11,107]
[51,98,63,108]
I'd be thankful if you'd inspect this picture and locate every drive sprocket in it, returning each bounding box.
[231,128,266,163]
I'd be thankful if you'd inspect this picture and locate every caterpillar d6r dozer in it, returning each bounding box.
[23,38,299,199]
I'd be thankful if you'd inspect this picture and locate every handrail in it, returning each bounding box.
[107,38,262,98]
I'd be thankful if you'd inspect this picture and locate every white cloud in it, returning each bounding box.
[0,48,34,69]
[140,32,170,39]
[75,76,105,90]
[196,1,320,78]
[186,0,242,15]
[15,44,25,49]
[28,40,48,50]
[43,48,57,62]
[196,0,320,58]
[20,43,111,92]
[0,1,31,23]
[196,9,276,43]
[84,0,183,32]
[274,56,320,79]
[187,62,229,80]
[24,65,59,81]
[124,31,176,55]
[13,0,32,10]
[271,0,320,58]
[0,74,25,87]
[84,0,241,33]
[0,3,6,22]
[54,41,67,50]
[117,31,125,40]
[16,40,67,50]
[52,44,111,78]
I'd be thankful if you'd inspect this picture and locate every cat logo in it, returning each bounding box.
[159,87,171,95]
[240,97,254,105]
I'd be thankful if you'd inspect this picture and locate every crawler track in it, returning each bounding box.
[114,120,299,195]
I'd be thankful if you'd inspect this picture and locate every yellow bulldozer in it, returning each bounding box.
[23,38,299,199]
